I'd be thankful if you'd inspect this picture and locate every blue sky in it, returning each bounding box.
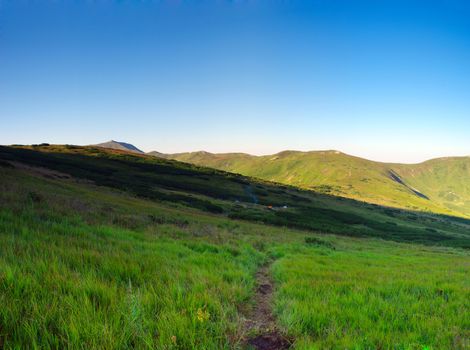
[1,0,469,163]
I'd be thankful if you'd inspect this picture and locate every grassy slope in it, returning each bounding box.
[394,157,470,216]
[163,150,470,217]
[0,152,469,349]
[0,166,264,349]
[2,145,470,249]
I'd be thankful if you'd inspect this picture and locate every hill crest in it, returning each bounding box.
[92,141,470,217]
[94,140,144,154]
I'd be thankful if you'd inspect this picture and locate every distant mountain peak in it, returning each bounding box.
[93,140,144,154]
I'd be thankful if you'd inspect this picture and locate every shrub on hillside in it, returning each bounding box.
[304,236,335,249]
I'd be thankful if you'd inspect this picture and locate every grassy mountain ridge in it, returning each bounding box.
[393,157,470,214]
[1,144,469,249]
[158,149,470,217]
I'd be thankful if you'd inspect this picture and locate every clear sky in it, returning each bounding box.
[1,0,469,163]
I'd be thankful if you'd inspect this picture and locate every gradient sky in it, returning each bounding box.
[1,0,469,163]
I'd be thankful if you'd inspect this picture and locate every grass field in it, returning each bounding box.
[271,241,469,349]
[0,167,265,349]
[0,146,469,349]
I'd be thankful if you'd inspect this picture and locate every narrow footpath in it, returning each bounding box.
[243,262,291,350]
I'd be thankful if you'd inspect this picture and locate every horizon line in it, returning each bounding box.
[4,141,469,166]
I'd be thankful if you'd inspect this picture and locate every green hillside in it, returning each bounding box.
[160,150,470,217]
[0,144,469,349]
[394,157,470,216]
[2,145,470,248]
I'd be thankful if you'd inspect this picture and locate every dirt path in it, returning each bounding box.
[243,262,291,350]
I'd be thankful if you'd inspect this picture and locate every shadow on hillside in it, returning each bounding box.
[1,145,469,249]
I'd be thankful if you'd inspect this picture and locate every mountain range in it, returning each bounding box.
[94,141,470,218]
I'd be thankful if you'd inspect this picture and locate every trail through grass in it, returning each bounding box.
[0,158,469,349]
[243,262,291,350]
[0,207,265,349]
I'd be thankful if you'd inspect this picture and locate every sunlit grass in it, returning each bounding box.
[0,164,468,349]
[0,207,263,349]
[271,241,470,349]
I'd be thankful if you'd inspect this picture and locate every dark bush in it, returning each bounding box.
[27,191,42,203]
[305,236,335,249]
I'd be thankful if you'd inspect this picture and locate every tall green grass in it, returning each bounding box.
[271,240,470,349]
[0,163,469,349]
[0,207,264,349]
